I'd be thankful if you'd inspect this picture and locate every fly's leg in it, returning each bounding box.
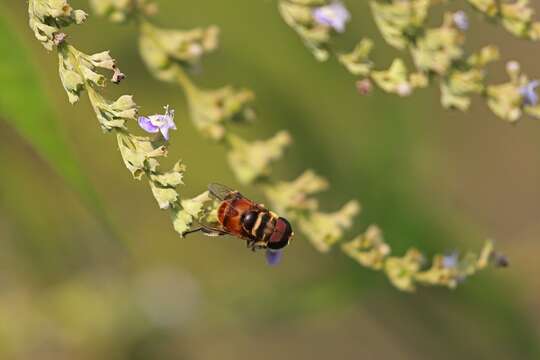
[184,225,228,237]
[246,239,256,250]
[202,226,229,237]
[247,240,267,252]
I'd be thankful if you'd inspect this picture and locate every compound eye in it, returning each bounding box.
[267,217,292,250]
[242,211,258,232]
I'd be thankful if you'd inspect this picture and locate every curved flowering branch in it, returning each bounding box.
[83,0,508,291]
[279,0,540,123]
[28,0,214,241]
[466,0,540,39]
[341,225,507,291]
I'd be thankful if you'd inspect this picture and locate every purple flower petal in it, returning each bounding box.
[442,252,459,269]
[164,109,177,130]
[160,124,170,140]
[313,2,350,33]
[266,250,283,266]
[138,106,177,140]
[138,116,160,133]
[520,80,540,106]
[453,11,469,31]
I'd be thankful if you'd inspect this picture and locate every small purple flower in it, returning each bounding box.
[442,252,459,269]
[520,80,540,107]
[138,105,177,140]
[266,250,283,266]
[453,11,469,31]
[313,2,351,33]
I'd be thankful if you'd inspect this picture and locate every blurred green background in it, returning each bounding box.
[1,1,540,359]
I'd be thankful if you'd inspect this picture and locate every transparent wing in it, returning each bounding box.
[208,183,237,201]
[265,250,283,266]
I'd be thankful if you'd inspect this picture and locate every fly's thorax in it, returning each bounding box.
[241,209,275,240]
[241,210,259,234]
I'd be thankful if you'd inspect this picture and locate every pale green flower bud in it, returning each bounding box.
[441,70,482,111]
[58,45,127,103]
[411,13,464,75]
[150,161,186,188]
[371,59,414,96]
[73,9,88,24]
[467,0,540,40]
[467,0,498,16]
[278,0,335,61]
[384,249,424,292]
[341,225,391,270]
[370,0,431,50]
[263,170,329,216]
[500,0,534,38]
[468,45,500,67]
[89,92,137,131]
[189,87,256,140]
[441,46,500,111]
[529,22,540,40]
[90,0,132,23]
[227,132,292,185]
[117,133,167,179]
[173,192,212,237]
[414,241,501,289]
[57,47,85,103]
[28,0,87,50]
[150,182,179,210]
[487,82,523,122]
[139,21,219,81]
[299,200,361,252]
[88,51,116,70]
[338,39,374,77]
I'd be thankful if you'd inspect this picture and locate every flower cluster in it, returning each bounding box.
[87,0,507,290]
[488,61,540,121]
[139,21,220,79]
[279,0,351,61]
[89,0,157,23]
[138,20,255,140]
[90,0,363,263]
[341,226,507,291]
[28,0,507,291]
[28,0,87,50]
[28,0,212,238]
[279,0,540,123]
[467,0,540,39]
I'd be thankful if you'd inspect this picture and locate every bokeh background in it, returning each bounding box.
[1,1,540,359]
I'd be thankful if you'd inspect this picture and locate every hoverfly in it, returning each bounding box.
[185,183,294,265]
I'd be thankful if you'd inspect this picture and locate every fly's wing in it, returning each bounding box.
[208,183,238,201]
[265,250,283,266]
